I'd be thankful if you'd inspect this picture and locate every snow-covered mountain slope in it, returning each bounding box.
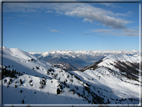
[29,50,139,69]
[1,47,141,105]
[99,54,140,67]
[2,47,51,78]
[79,54,141,82]
[69,67,141,103]
[1,47,88,104]
[69,54,141,104]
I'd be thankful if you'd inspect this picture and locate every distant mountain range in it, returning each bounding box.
[29,50,139,69]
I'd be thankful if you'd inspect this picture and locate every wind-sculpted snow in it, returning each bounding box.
[1,47,141,105]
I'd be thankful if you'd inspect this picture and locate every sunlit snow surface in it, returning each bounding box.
[1,47,141,105]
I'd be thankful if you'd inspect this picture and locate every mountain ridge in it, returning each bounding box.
[78,54,141,83]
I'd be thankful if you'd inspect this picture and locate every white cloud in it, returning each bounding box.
[50,29,64,33]
[115,11,133,17]
[90,28,139,37]
[50,29,59,32]
[3,3,132,29]
[122,28,139,37]
[63,6,130,29]
[49,3,131,29]
[83,18,93,22]
[93,29,112,32]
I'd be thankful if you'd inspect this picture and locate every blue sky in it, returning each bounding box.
[3,2,139,52]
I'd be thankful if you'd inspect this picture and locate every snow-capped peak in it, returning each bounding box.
[103,54,140,63]
[36,50,139,58]
[1,47,37,60]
